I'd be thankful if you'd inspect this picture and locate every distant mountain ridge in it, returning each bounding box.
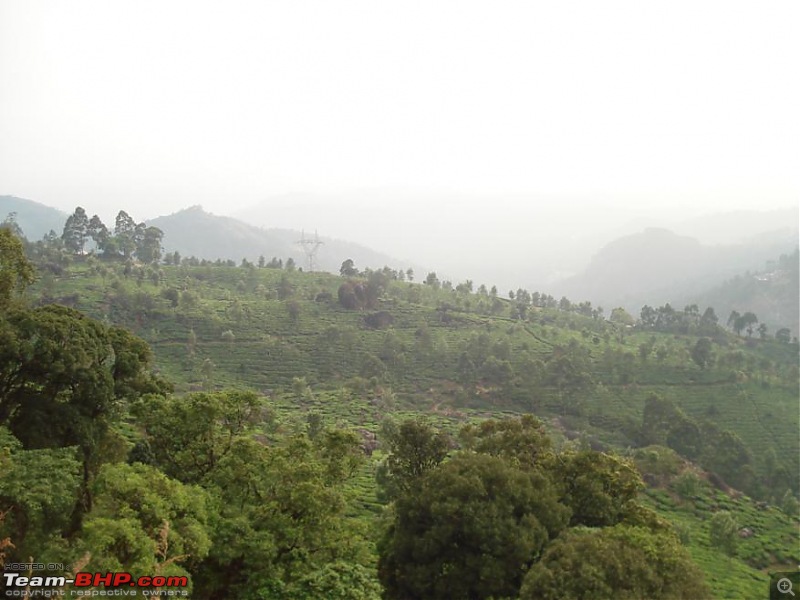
[672,207,798,245]
[554,226,799,317]
[687,249,799,336]
[0,195,67,240]
[0,196,421,275]
[146,205,419,274]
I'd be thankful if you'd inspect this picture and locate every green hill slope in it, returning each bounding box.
[27,258,800,597]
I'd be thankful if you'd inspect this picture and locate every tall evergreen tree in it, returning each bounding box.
[62,207,90,254]
[114,210,137,258]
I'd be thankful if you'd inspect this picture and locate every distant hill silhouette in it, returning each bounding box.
[0,195,67,240]
[554,227,798,315]
[672,207,798,245]
[687,249,799,337]
[0,196,421,275]
[147,205,418,274]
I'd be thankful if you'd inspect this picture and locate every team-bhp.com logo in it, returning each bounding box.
[3,572,188,597]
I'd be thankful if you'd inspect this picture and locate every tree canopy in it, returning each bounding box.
[378,452,569,600]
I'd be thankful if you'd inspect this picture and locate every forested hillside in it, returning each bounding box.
[1,212,798,598]
[689,249,799,338]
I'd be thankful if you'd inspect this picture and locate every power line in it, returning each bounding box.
[296,230,323,272]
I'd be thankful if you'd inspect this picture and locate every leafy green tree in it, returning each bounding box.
[638,338,655,362]
[520,525,709,599]
[665,418,703,460]
[378,453,570,600]
[424,271,440,289]
[459,415,552,469]
[672,471,701,499]
[545,342,594,414]
[640,394,681,446]
[776,327,792,343]
[292,376,312,400]
[740,311,759,337]
[79,462,211,580]
[287,562,382,600]
[365,270,389,307]
[136,226,164,264]
[378,330,405,370]
[683,303,700,324]
[87,214,109,250]
[161,287,180,308]
[551,451,643,527]
[699,424,754,492]
[709,511,739,557]
[780,489,800,518]
[195,435,368,598]
[0,227,35,308]
[277,273,294,300]
[700,306,719,331]
[655,303,677,330]
[339,258,358,277]
[315,428,364,485]
[640,305,657,328]
[133,222,146,256]
[0,305,167,522]
[131,390,263,484]
[360,353,386,380]
[376,419,450,501]
[691,337,714,369]
[62,207,90,254]
[480,356,513,387]
[286,299,301,322]
[338,280,366,309]
[1,212,25,238]
[0,427,81,565]
[610,307,635,326]
[114,210,138,258]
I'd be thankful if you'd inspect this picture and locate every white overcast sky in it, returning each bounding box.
[1,0,798,223]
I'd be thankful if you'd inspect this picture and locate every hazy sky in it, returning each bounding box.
[1,0,797,224]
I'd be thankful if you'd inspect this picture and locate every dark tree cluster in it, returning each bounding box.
[377,416,709,600]
[61,208,164,264]
[638,394,794,499]
[639,303,721,335]
[337,271,389,310]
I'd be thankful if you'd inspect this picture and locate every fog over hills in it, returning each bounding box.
[235,192,798,294]
[146,205,422,274]
[0,195,67,240]
[4,194,797,326]
[552,225,798,315]
[671,208,798,245]
[234,191,676,289]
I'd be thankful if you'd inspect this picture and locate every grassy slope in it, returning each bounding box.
[31,262,799,598]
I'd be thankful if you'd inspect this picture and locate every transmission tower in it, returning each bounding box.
[296,230,324,272]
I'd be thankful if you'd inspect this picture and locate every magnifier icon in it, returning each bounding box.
[778,578,795,596]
